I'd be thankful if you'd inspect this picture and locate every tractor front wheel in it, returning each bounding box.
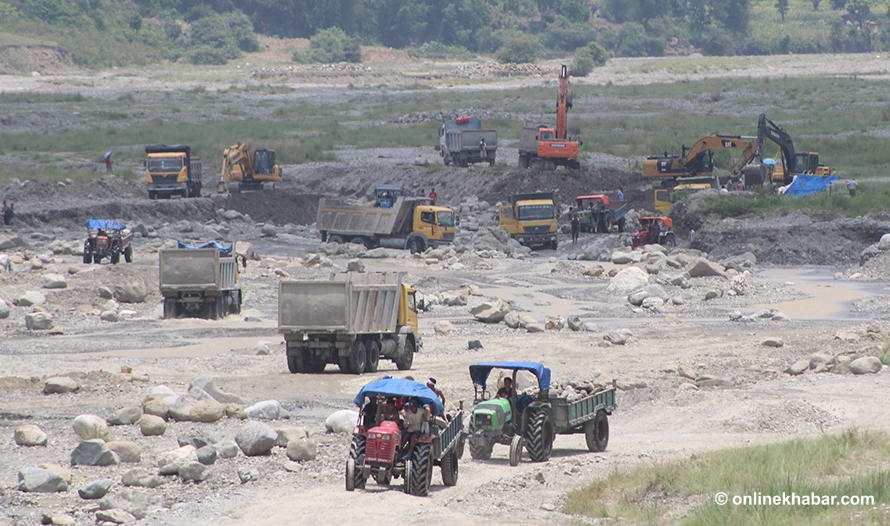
[468,425,493,460]
[349,435,366,490]
[509,435,523,466]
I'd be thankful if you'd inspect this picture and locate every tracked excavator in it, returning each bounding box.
[753,114,832,186]
[642,134,759,182]
[518,65,582,170]
[218,142,282,193]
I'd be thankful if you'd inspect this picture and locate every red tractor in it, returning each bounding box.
[347,378,464,496]
[631,217,676,249]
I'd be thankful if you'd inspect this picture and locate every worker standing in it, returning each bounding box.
[479,138,487,162]
[428,188,437,206]
[616,188,624,201]
[847,178,858,197]
[104,151,113,173]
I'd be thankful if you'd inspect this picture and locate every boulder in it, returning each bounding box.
[235,421,278,456]
[603,331,627,345]
[25,312,54,330]
[15,424,48,446]
[567,316,585,331]
[196,445,217,465]
[786,360,809,376]
[18,467,68,493]
[611,251,633,265]
[503,312,521,329]
[276,427,309,447]
[434,320,456,334]
[849,356,882,375]
[72,415,110,441]
[189,375,246,404]
[138,414,167,436]
[245,400,281,420]
[106,441,141,463]
[677,365,698,380]
[141,396,169,420]
[286,437,318,461]
[627,284,668,306]
[168,402,193,422]
[226,403,248,420]
[761,338,784,348]
[113,280,149,303]
[16,291,46,307]
[694,376,733,388]
[324,410,359,434]
[38,464,71,483]
[78,479,113,500]
[704,288,724,300]
[41,273,68,289]
[519,315,538,328]
[121,469,164,488]
[177,436,216,450]
[178,461,210,483]
[44,377,79,394]
[346,259,365,272]
[582,266,604,277]
[71,439,120,466]
[190,400,226,423]
[157,445,198,474]
[526,324,544,333]
[469,299,510,323]
[685,258,726,278]
[100,310,120,322]
[0,298,8,319]
[95,509,136,524]
[545,318,564,331]
[108,407,143,426]
[809,352,836,373]
[605,266,649,295]
[217,441,240,459]
[642,297,664,311]
[468,339,484,349]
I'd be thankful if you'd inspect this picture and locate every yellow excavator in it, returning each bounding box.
[218,142,282,193]
[642,134,759,181]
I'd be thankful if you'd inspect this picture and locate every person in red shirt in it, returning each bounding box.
[104,153,112,173]
[428,189,437,205]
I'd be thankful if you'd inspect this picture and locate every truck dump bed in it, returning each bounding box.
[317,197,423,237]
[279,273,402,333]
[159,248,236,291]
[456,129,498,151]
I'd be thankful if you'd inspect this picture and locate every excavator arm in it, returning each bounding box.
[556,64,572,140]
[757,114,796,173]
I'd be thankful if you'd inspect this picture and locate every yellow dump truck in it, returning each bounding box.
[144,144,203,199]
[317,196,455,254]
[498,192,558,249]
[279,272,420,374]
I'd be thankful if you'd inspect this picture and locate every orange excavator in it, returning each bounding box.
[518,65,582,170]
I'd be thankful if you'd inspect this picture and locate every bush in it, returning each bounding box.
[408,41,473,59]
[188,46,227,65]
[308,27,362,63]
[474,28,526,53]
[129,13,142,31]
[539,17,597,51]
[616,22,664,57]
[569,42,609,76]
[495,35,542,64]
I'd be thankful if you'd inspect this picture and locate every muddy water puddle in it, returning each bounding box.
[754,267,881,321]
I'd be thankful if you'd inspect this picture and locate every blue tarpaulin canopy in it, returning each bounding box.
[85,218,126,231]
[782,175,838,198]
[469,361,551,390]
[176,241,233,254]
[353,379,445,416]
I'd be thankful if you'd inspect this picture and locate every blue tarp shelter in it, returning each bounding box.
[783,175,839,197]
[85,218,126,231]
[176,241,234,255]
[353,379,445,416]
[469,361,551,390]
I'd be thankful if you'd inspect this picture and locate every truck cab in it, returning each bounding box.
[145,144,202,199]
[412,205,455,249]
[499,192,557,250]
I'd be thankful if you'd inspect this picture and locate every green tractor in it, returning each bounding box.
[467,361,615,466]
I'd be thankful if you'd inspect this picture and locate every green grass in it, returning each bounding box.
[697,182,889,218]
[564,430,890,526]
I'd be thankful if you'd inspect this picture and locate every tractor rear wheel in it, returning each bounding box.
[585,410,609,452]
[468,424,492,460]
[509,435,523,466]
[663,234,676,248]
[525,410,554,462]
[406,442,432,496]
[124,245,133,263]
[441,448,459,486]
[349,435,366,490]
[396,339,414,371]
[348,340,367,375]
[618,217,627,233]
[366,340,380,373]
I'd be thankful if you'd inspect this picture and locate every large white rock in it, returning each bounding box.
[18,467,68,493]
[41,273,68,289]
[15,424,48,446]
[245,400,281,420]
[685,257,726,278]
[189,375,246,404]
[849,356,882,375]
[627,284,668,306]
[324,410,359,434]
[879,233,890,250]
[157,445,198,473]
[434,320,456,334]
[44,377,78,394]
[286,437,318,461]
[72,415,110,441]
[25,312,54,330]
[235,421,278,456]
[606,266,649,294]
[0,299,9,319]
[611,251,634,264]
[468,299,510,323]
[16,291,46,307]
[113,280,148,303]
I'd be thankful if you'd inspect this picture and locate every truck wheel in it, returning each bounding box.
[111,243,121,265]
[509,435,523,467]
[232,290,242,314]
[349,435,366,490]
[441,448,459,486]
[366,340,380,373]
[124,245,133,263]
[307,358,326,374]
[207,300,220,320]
[348,340,367,374]
[83,251,91,264]
[287,353,304,374]
[618,218,626,233]
[350,237,368,249]
[195,182,202,198]
[406,442,432,496]
[396,339,414,371]
[443,155,451,166]
[585,410,609,452]
[489,159,495,167]
[148,191,156,200]
[525,410,554,462]
[328,235,344,245]
[550,238,558,250]
[163,299,178,320]
[182,187,190,198]
[407,238,424,254]
[468,424,492,460]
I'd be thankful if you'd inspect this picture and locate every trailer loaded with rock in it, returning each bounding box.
[279,272,420,374]
[159,242,243,319]
[467,362,614,466]
[347,378,463,496]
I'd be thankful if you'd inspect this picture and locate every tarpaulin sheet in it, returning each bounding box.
[783,175,838,197]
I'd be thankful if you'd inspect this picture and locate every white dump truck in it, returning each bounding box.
[278,272,420,374]
[159,243,243,320]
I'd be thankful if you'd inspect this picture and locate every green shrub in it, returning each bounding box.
[495,35,541,64]
[539,16,597,51]
[129,13,142,31]
[309,27,362,63]
[188,46,227,65]
[408,41,472,59]
[570,41,609,76]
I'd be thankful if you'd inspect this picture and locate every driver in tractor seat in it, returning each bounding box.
[400,399,430,459]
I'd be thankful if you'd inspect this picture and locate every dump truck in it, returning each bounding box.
[144,144,203,199]
[218,142,282,193]
[439,117,498,167]
[517,65,581,170]
[348,378,463,496]
[498,192,558,249]
[279,272,420,374]
[467,362,615,466]
[317,196,455,254]
[159,242,243,320]
[574,195,627,233]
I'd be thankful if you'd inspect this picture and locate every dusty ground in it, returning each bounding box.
[1,53,890,526]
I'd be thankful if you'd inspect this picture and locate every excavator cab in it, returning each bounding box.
[253,149,276,175]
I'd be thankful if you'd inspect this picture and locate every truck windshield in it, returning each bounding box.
[518,205,554,220]
[148,158,183,172]
[437,211,454,227]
